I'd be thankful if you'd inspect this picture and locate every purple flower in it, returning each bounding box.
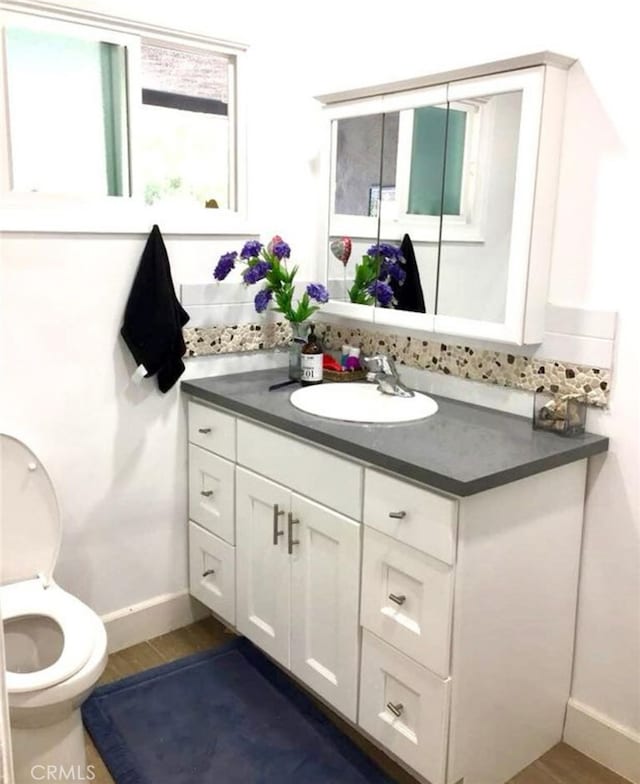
[306,283,329,303]
[254,288,273,313]
[240,240,263,259]
[367,280,394,307]
[213,251,237,281]
[271,241,291,260]
[388,262,406,284]
[367,243,403,262]
[242,260,270,285]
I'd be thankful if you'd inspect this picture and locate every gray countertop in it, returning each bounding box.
[182,369,609,497]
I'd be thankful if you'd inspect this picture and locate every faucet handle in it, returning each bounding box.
[363,353,393,374]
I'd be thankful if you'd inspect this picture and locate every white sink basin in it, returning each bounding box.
[289,382,438,424]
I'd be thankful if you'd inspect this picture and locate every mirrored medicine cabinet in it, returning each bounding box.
[316,53,575,345]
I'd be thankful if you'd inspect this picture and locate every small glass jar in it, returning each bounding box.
[288,321,308,381]
[532,392,587,437]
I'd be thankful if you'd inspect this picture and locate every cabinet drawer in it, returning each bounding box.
[237,420,362,520]
[188,522,235,626]
[361,528,453,677]
[188,400,236,460]
[189,445,235,544]
[359,630,450,784]
[364,469,457,565]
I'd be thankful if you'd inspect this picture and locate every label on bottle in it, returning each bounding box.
[300,353,323,384]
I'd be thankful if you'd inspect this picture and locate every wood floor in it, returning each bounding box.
[85,617,629,784]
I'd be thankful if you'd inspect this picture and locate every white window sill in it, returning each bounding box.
[0,201,256,236]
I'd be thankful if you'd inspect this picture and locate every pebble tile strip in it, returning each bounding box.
[183,322,610,407]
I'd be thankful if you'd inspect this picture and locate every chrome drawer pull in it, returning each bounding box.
[273,504,285,545]
[388,511,406,519]
[198,427,212,434]
[386,702,404,718]
[389,593,406,606]
[202,569,215,577]
[287,512,300,554]
[201,490,214,497]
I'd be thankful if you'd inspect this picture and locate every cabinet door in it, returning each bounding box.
[236,468,291,668]
[290,493,361,721]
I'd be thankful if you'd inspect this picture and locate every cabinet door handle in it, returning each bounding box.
[273,504,285,545]
[386,702,404,717]
[198,427,212,434]
[287,512,300,555]
[202,569,215,577]
[388,511,406,519]
[201,490,214,497]
[389,593,406,606]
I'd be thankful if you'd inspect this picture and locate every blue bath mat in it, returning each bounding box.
[82,637,393,784]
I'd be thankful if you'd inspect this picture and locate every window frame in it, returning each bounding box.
[0,1,250,235]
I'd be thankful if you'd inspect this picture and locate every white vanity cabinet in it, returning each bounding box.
[186,396,589,784]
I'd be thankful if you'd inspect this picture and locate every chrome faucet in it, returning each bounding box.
[363,353,414,398]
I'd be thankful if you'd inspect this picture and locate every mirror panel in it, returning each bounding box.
[327,112,383,307]
[436,90,523,324]
[374,101,448,322]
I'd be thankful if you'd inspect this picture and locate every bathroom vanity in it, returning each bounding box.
[181,370,608,784]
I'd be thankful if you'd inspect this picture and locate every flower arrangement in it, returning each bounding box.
[214,236,329,323]
[347,243,406,307]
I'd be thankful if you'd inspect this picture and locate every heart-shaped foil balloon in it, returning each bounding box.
[330,237,352,266]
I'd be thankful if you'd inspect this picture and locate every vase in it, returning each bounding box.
[288,321,309,380]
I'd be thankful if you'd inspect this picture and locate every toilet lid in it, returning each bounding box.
[0,434,61,585]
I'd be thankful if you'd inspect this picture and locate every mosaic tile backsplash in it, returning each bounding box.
[183,321,610,407]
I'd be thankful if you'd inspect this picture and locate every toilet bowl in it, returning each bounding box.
[1,435,108,783]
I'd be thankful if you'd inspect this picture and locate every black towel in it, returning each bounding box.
[394,233,426,313]
[121,225,190,393]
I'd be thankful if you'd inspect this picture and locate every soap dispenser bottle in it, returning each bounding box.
[300,326,323,386]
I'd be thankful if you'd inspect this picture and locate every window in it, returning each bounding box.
[139,41,233,208]
[3,22,130,197]
[0,8,245,224]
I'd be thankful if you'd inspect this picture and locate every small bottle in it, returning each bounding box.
[300,326,323,386]
[348,345,361,369]
[341,342,350,367]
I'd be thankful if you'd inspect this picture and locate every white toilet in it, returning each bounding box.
[1,435,108,783]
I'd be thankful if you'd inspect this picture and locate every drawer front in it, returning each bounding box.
[188,522,235,626]
[189,445,235,544]
[237,419,362,520]
[188,400,236,460]
[364,468,457,564]
[361,528,453,677]
[359,630,450,784]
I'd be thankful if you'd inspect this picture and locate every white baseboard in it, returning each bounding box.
[564,698,640,783]
[101,590,210,654]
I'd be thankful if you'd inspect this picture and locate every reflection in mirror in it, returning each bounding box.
[327,113,384,303]
[4,26,129,196]
[375,102,449,313]
[436,90,522,324]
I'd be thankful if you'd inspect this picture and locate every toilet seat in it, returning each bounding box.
[2,580,95,693]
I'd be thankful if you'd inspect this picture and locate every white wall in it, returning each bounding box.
[0,0,638,772]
